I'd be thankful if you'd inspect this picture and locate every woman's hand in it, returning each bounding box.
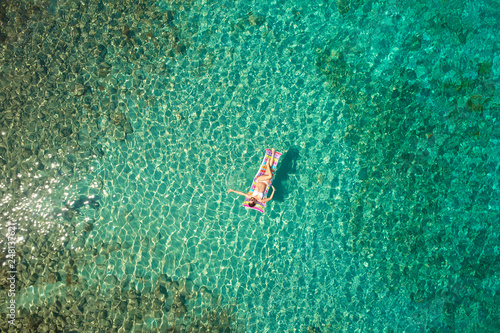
[227,189,233,193]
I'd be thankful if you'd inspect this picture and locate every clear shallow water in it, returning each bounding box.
[0,0,499,332]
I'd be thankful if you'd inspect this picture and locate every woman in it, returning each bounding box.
[228,148,276,207]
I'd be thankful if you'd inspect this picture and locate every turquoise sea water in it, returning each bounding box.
[0,0,499,331]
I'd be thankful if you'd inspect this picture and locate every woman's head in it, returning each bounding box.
[248,197,258,207]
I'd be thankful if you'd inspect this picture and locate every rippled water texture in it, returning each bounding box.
[0,0,499,331]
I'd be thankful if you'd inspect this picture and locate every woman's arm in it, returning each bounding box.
[228,189,251,198]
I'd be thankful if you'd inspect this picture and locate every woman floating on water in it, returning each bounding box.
[228,148,276,207]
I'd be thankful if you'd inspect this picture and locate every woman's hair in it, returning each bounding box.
[248,201,256,207]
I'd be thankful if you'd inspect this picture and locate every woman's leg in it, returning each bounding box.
[256,149,274,182]
[269,148,275,168]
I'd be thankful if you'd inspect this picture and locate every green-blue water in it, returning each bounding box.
[1,0,499,331]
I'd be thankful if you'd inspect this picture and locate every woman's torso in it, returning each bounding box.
[255,180,267,192]
[252,181,267,199]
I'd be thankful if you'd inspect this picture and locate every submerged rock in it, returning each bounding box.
[164,10,175,24]
[337,0,350,14]
[248,13,265,26]
[174,43,187,55]
[104,275,118,286]
[71,83,86,96]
